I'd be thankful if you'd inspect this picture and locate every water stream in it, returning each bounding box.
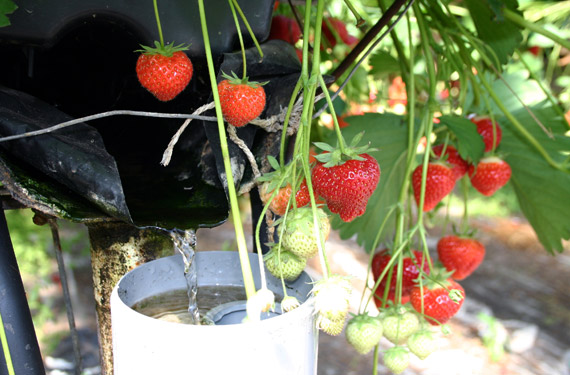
[170,229,200,325]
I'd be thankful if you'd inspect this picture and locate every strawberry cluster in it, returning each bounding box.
[412,116,512,212]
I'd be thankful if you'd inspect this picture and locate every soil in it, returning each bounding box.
[33,215,570,375]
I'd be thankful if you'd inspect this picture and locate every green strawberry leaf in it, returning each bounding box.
[437,115,485,164]
[0,0,17,27]
[267,155,280,171]
[327,113,415,252]
[498,103,570,254]
[464,0,523,66]
[369,50,401,77]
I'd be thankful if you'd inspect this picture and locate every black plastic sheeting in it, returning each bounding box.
[0,40,303,230]
[0,86,132,222]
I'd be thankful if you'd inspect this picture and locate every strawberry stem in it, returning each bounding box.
[152,0,165,48]
[197,0,256,299]
[342,0,365,27]
[227,0,247,79]
[461,177,470,234]
[279,78,303,167]
[318,75,347,154]
[230,0,264,60]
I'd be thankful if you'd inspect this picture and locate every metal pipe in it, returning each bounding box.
[0,208,46,375]
[48,218,83,375]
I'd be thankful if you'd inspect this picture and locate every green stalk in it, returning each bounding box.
[461,177,469,234]
[0,311,15,375]
[279,78,303,166]
[318,75,347,153]
[503,8,570,51]
[227,0,247,79]
[230,0,264,60]
[343,0,365,26]
[152,0,165,47]
[515,50,566,120]
[197,0,255,299]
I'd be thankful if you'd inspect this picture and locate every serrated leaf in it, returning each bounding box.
[499,104,570,254]
[437,115,485,164]
[369,50,401,77]
[464,0,523,65]
[0,0,17,27]
[327,113,415,252]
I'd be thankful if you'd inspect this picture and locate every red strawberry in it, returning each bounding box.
[432,145,469,181]
[218,72,266,127]
[261,180,311,216]
[322,17,358,48]
[437,235,485,280]
[312,153,380,222]
[471,116,502,152]
[528,46,541,56]
[411,277,465,325]
[268,15,301,45]
[372,250,430,307]
[412,162,455,212]
[136,42,193,102]
[468,156,512,196]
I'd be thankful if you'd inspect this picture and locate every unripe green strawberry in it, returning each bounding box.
[263,245,306,281]
[280,207,330,259]
[316,314,345,336]
[383,346,410,374]
[346,313,383,354]
[382,311,420,345]
[407,329,438,360]
[313,275,352,322]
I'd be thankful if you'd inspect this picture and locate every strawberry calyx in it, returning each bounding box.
[221,71,268,89]
[313,132,377,168]
[136,40,189,57]
[257,156,294,192]
[414,267,455,291]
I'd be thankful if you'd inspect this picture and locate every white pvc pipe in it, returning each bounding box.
[111,252,318,375]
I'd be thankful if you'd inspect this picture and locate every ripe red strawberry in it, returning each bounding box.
[410,277,465,325]
[372,249,430,307]
[346,313,383,354]
[468,156,512,196]
[260,180,312,216]
[218,72,266,127]
[437,235,485,280]
[471,116,502,152]
[136,42,193,102]
[322,17,358,48]
[268,15,301,45]
[412,162,455,212]
[312,153,380,222]
[432,144,469,181]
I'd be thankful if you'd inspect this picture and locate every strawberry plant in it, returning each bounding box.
[2,0,570,373]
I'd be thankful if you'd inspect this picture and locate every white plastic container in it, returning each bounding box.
[111,251,318,375]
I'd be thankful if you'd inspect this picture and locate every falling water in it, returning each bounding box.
[170,229,200,325]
